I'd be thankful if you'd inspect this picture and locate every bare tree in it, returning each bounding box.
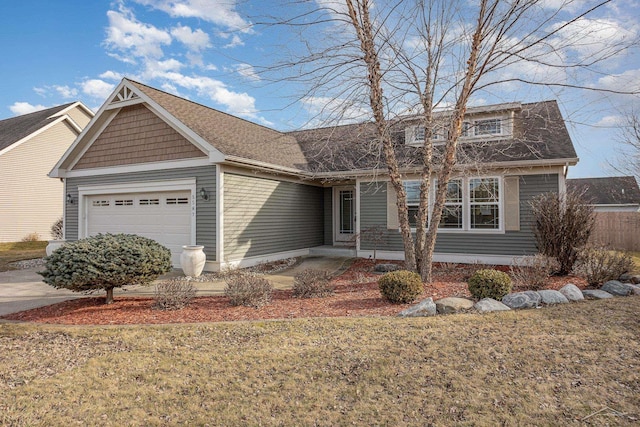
[610,110,640,181]
[261,0,637,282]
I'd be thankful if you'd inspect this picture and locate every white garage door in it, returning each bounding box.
[86,191,192,266]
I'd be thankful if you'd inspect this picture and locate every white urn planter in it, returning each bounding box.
[46,240,66,256]
[180,245,206,277]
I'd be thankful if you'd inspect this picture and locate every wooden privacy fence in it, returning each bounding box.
[589,211,640,251]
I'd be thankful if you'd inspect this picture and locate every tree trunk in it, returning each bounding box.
[105,287,114,305]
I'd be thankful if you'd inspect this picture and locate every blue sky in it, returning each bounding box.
[1,0,638,178]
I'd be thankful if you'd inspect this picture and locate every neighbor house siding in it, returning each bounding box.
[223,173,324,260]
[65,166,217,260]
[73,104,206,169]
[65,106,93,129]
[0,120,79,242]
[359,174,558,256]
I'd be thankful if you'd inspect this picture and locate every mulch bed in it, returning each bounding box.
[1,259,587,325]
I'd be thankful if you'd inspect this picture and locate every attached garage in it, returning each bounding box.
[78,180,197,267]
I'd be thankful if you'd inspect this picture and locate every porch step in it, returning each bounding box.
[309,245,357,257]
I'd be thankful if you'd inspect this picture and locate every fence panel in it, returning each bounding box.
[590,211,640,251]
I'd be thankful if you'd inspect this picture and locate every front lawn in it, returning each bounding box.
[1,297,638,426]
[0,241,47,272]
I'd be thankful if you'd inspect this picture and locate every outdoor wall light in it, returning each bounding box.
[199,187,209,201]
[66,193,74,204]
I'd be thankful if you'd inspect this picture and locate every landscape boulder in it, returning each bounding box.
[375,263,400,273]
[582,289,614,299]
[601,280,634,296]
[435,297,474,314]
[538,289,569,305]
[502,291,541,309]
[474,298,511,313]
[398,298,437,317]
[628,284,640,295]
[558,283,584,301]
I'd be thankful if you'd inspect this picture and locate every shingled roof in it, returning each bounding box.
[567,176,640,206]
[290,100,578,173]
[0,103,76,152]
[127,80,309,171]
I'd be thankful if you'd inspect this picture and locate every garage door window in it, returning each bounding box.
[115,199,134,206]
[139,198,160,205]
[166,197,189,205]
[92,200,109,207]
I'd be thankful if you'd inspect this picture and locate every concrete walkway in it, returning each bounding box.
[0,255,353,317]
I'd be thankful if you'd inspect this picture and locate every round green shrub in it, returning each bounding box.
[378,270,423,303]
[39,233,173,304]
[467,269,512,300]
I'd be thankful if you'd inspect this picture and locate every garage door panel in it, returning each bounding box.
[87,191,192,266]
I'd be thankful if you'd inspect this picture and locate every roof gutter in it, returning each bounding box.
[222,156,310,178]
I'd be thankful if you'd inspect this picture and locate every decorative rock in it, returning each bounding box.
[537,289,569,305]
[375,263,400,273]
[601,280,634,296]
[398,298,437,317]
[618,273,633,282]
[474,298,511,313]
[631,275,640,285]
[582,289,614,299]
[559,283,584,301]
[435,297,474,314]
[628,284,640,295]
[502,291,541,309]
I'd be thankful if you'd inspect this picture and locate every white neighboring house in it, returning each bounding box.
[567,176,640,212]
[0,102,94,242]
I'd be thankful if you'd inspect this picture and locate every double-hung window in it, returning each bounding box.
[469,178,500,229]
[475,118,502,136]
[403,181,421,227]
[439,179,463,229]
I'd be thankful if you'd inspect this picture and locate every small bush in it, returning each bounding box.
[21,232,40,242]
[293,269,334,298]
[468,269,512,300]
[224,273,273,308]
[39,233,172,304]
[575,247,635,286]
[51,218,64,240]
[154,280,196,310]
[509,254,558,290]
[378,270,423,303]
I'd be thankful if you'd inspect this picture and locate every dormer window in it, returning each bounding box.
[414,126,426,142]
[475,118,502,136]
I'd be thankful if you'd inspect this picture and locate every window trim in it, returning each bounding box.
[398,176,504,234]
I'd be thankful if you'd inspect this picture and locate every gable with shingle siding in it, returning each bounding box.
[73,104,207,170]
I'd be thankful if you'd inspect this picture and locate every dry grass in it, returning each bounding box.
[0,241,47,272]
[1,297,639,426]
[629,251,640,274]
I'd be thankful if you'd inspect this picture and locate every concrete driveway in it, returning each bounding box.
[0,256,353,317]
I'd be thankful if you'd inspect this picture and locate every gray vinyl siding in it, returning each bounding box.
[65,166,217,260]
[359,174,558,256]
[324,187,333,245]
[224,173,324,259]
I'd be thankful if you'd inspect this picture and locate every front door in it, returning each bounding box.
[334,186,356,244]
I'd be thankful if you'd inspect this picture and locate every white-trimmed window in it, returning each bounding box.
[439,179,463,229]
[469,178,500,229]
[414,126,426,143]
[474,118,502,136]
[403,181,421,227]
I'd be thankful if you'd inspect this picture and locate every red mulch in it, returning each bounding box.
[1,259,587,325]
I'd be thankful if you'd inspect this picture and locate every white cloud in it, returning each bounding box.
[235,63,260,82]
[105,7,172,60]
[595,68,640,94]
[99,71,124,81]
[594,114,624,127]
[33,87,48,97]
[81,79,116,100]
[301,96,369,125]
[54,85,78,99]
[223,34,244,49]
[549,17,637,63]
[150,71,258,117]
[171,25,211,51]
[133,0,252,32]
[9,102,48,115]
